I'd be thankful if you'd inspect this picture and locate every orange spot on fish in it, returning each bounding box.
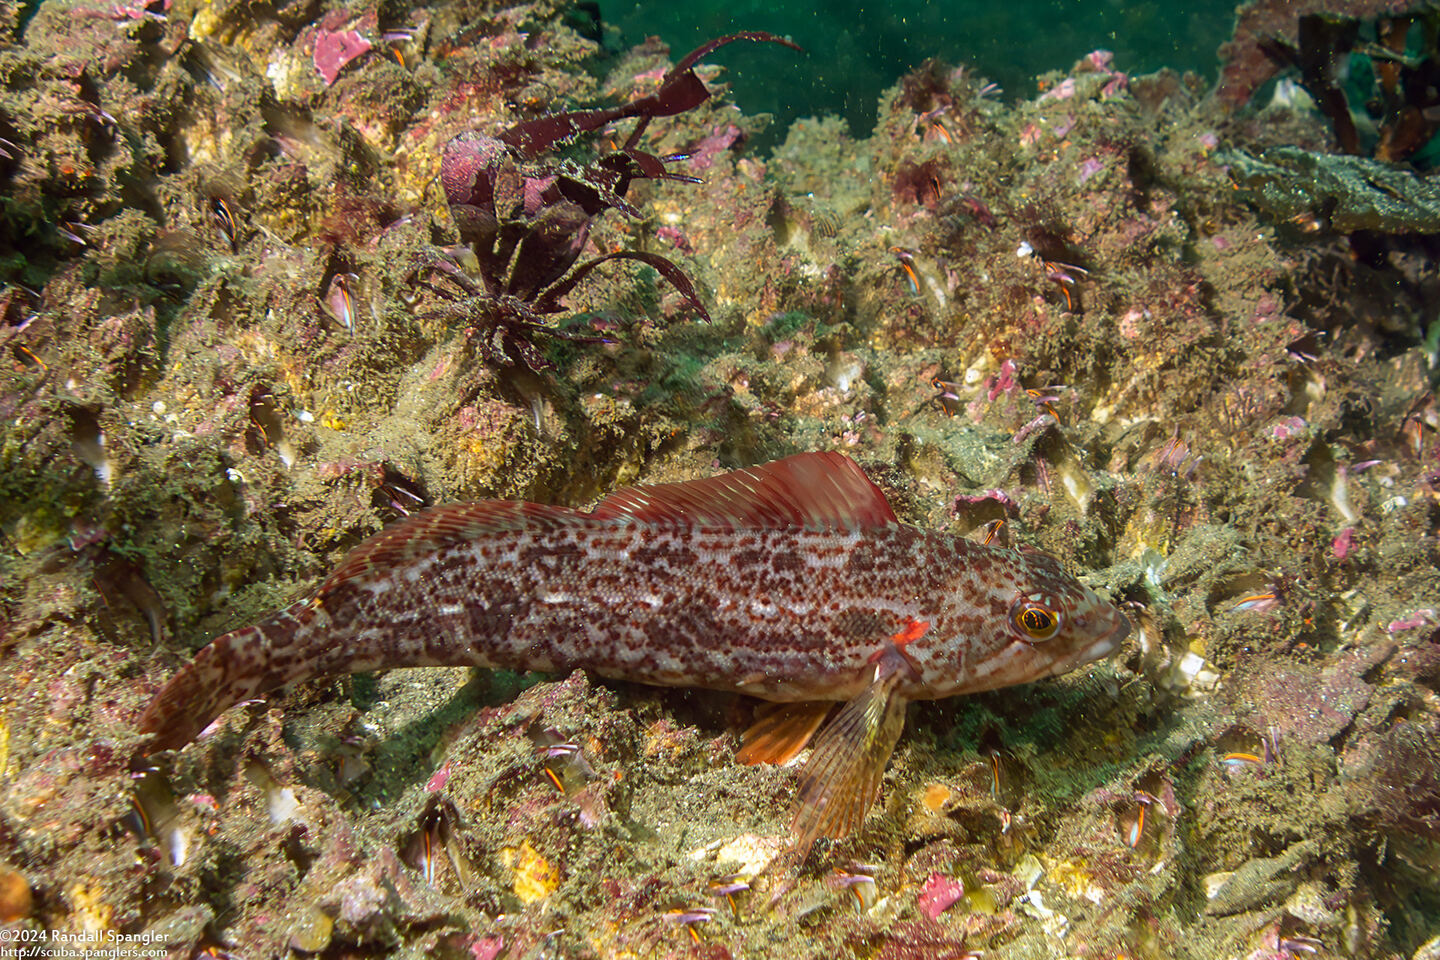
[890,617,930,647]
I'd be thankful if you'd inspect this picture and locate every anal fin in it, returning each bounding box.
[737,701,833,766]
[790,663,909,852]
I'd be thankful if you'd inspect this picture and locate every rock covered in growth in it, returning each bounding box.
[1215,0,1428,108]
[0,0,1438,957]
[1221,145,1440,233]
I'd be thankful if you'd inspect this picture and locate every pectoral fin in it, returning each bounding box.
[790,663,909,851]
[737,701,833,766]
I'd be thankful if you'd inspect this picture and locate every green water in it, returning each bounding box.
[601,0,1239,140]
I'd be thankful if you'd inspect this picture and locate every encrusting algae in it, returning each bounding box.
[1,0,1439,956]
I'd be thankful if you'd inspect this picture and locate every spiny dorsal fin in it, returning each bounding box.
[322,501,581,591]
[593,452,896,531]
[323,453,893,589]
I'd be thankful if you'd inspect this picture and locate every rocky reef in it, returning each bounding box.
[1,0,1438,957]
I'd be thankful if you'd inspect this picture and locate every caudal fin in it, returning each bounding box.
[137,600,314,752]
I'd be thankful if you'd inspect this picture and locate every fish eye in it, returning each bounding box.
[1010,594,1061,642]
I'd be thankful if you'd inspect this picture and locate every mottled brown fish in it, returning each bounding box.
[139,452,1128,847]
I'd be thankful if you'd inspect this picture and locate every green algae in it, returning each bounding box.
[1220,144,1440,234]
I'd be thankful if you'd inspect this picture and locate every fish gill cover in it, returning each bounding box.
[0,0,1439,958]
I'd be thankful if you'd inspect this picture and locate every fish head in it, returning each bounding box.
[940,544,1130,694]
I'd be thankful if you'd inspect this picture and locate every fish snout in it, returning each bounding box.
[1063,595,1130,670]
[1081,602,1130,662]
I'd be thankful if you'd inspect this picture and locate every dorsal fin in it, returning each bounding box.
[592,452,896,531]
[321,501,580,591]
[319,453,893,590]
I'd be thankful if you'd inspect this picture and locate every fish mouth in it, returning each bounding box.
[1101,606,1131,651]
[1060,607,1131,673]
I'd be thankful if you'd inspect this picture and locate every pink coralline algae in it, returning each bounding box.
[469,936,504,960]
[1039,78,1076,103]
[102,0,167,21]
[1270,416,1307,440]
[314,25,372,87]
[1077,157,1105,185]
[1387,610,1437,633]
[1081,49,1129,98]
[685,124,742,171]
[1331,527,1355,560]
[425,760,452,792]
[1085,49,1116,71]
[918,873,966,920]
[986,358,1018,400]
[655,225,694,253]
[1258,645,1392,746]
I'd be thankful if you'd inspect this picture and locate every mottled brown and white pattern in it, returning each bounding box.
[139,450,1129,840]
